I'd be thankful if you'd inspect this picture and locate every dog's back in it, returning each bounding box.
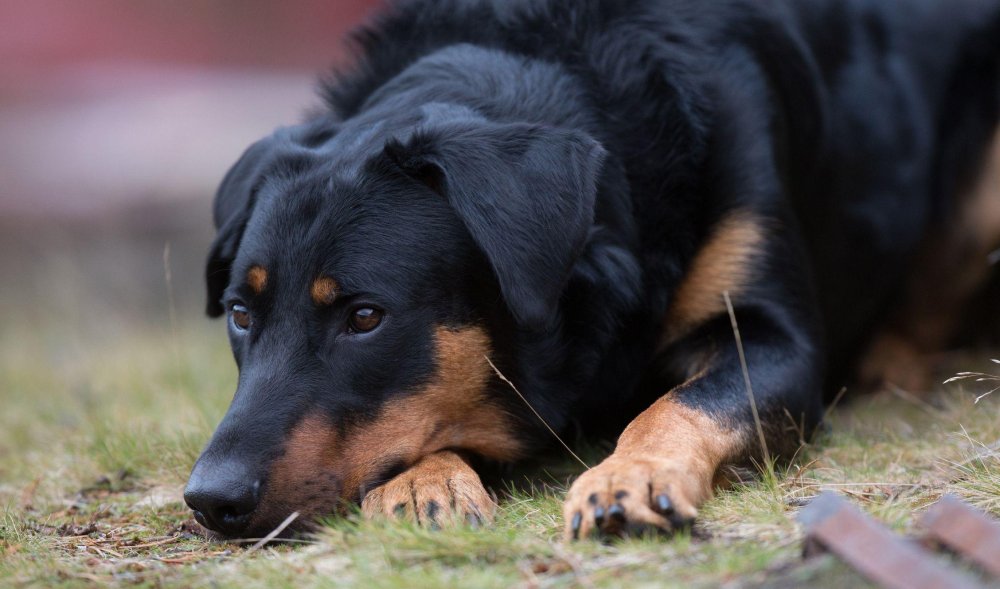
[330,0,1000,383]
[784,0,1000,381]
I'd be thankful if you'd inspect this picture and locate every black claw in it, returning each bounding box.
[571,511,583,539]
[669,514,693,531]
[466,511,482,528]
[608,503,626,522]
[594,506,606,526]
[425,500,441,529]
[655,494,674,515]
[393,502,407,517]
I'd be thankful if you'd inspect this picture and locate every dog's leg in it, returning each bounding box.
[564,212,824,540]
[361,450,496,528]
[562,342,811,540]
[859,125,1000,391]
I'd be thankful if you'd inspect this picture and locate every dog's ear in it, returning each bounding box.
[385,123,606,327]
[205,126,322,317]
[205,140,270,317]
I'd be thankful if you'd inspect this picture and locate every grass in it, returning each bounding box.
[2,314,999,588]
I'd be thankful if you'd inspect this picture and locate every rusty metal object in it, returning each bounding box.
[921,494,1000,578]
[798,492,982,589]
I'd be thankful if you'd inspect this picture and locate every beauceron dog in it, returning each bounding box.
[184,0,1000,540]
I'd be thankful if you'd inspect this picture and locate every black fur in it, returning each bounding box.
[188,0,1000,538]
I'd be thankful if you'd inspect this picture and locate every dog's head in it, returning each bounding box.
[184,112,606,538]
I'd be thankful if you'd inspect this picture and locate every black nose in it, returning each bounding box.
[184,462,262,538]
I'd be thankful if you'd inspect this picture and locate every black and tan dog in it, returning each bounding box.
[185,0,1000,540]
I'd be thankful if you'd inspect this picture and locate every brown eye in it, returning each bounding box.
[231,304,251,331]
[348,307,383,333]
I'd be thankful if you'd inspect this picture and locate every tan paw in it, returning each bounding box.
[361,452,495,528]
[857,332,932,392]
[562,454,708,540]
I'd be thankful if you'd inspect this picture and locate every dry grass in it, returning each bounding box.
[2,315,998,588]
[1,225,998,588]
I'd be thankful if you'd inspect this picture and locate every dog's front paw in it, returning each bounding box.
[361,451,495,528]
[562,454,708,540]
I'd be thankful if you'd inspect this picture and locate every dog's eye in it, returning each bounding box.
[231,304,251,331]
[348,307,383,333]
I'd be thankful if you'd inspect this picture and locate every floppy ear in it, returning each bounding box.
[205,128,316,317]
[385,123,607,327]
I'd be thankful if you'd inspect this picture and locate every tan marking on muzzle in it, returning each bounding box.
[249,325,524,533]
[247,413,341,534]
[339,325,525,500]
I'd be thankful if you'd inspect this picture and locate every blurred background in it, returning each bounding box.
[0,0,381,332]
[0,1,381,490]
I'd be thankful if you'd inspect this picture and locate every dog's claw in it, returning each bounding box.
[608,503,626,522]
[361,452,496,529]
[669,513,694,531]
[425,500,441,529]
[562,455,704,541]
[571,511,583,539]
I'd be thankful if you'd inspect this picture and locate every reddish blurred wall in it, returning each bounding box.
[0,1,381,97]
[0,1,383,219]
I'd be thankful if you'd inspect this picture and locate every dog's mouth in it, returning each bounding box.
[187,449,418,540]
[186,325,528,539]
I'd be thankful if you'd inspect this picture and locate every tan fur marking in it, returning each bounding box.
[247,265,268,294]
[856,331,931,392]
[615,394,743,482]
[562,382,747,539]
[662,212,766,347]
[310,277,339,306]
[340,325,524,497]
[859,125,1000,390]
[252,325,523,532]
[361,450,496,526]
[965,126,1000,256]
[249,413,341,531]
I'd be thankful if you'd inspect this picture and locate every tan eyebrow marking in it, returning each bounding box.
[247,266,268,294]
[311,276,339,306]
